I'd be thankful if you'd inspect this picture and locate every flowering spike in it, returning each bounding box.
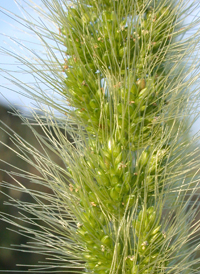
[1,0,200,273]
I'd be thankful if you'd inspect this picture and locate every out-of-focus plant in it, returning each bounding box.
[1,0,200,273]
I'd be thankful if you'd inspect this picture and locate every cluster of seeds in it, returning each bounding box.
[60,0,177,273]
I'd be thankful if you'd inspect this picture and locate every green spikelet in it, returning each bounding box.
[1,0,200,273]
[60,1,179,272]
[57,0,200,273]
